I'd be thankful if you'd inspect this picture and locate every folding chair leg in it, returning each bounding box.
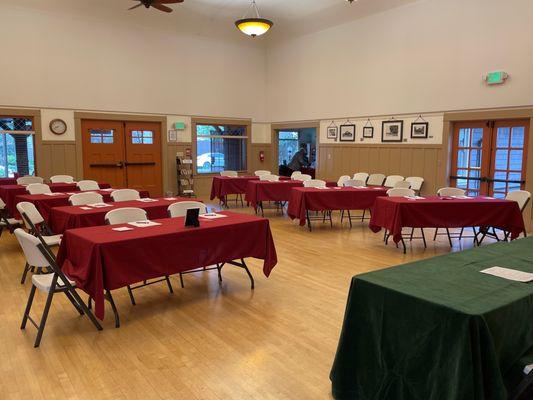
[179,273,184,288]
[34,289,55,347]
[340,210,344,223]
[410,228,415,242]
[445,228,453,247]
[361,209,366,222]
[105,290,120,328]
[401,238,407,254]
[217,263,223,284]
[21,262,31,284]
[64,290,84,316]
[165,276,174,294]
[329,211,333,228]
[433,228,439,241]
[126,285,136,306]
[347,210,352,228]
[21,285,37,329]
[68,289,102,331]
[421,228,427,248]
[260,202,264,217]
[459,227,465,240]
[306,210,312,232]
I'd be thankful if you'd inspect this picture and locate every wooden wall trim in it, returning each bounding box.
[319,144,444,150]
[74,112,166,123]
[444,108,533,122]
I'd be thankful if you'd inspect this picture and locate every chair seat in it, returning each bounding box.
[43,235,62,246]
[525,364,533,374]
[0,218,22,226]
[32,273,76,293]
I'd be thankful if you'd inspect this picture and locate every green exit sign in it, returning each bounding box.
[485,71,508,85]
[174,122,186,130]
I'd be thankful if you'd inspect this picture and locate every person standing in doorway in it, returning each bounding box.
[288,144,309,173]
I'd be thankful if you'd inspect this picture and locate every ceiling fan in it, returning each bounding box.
[128,0,183,13]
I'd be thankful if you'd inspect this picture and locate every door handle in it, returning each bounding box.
[124,162,156,166]
[89,161,124,168]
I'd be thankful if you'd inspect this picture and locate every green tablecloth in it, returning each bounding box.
[330,238,533,400]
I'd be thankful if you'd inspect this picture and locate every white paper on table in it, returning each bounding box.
[100,188,114,192]
[482,196,495,200]
[452,195,473,199]
[480,266,533,283]
[112,227,134,232]
[333,187,342,190]
[404,196,418,201]
[79,207,93,210]
[127,220,162,228]
[88,203,112,208]
[164,197,178,201]
[413,196,425,200]
[43,192,64,196]
[136,198,157,202]
[314,187,330,190]
[200,213,228,220]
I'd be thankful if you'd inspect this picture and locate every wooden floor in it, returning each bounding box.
[0,200,503,399]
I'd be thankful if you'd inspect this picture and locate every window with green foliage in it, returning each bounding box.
[0,117,35,178]
[196,124,247,174]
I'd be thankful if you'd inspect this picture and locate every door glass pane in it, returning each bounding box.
[458,128,470,147]
[511,127,525,147]
[496,127,510,147]
[493,192,506,199]
[509,150,523,171]
[131,130,154,144]
[471,128,483,147]
[494,150,508,170]
[90,129,114,144]
[456,169,468,189]
[457,149,469,168]
[469,150,481,168]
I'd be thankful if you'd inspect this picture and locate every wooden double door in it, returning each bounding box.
[82,120,163,197]
[450,119,529,198]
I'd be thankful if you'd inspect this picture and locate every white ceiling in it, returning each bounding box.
[5,0,421,42]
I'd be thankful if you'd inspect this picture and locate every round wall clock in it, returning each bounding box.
[49,118,67,135]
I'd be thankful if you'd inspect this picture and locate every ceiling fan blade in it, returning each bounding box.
[128,3,143,10]
[151,4,173,12]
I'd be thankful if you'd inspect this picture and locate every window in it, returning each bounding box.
[132,130,153,144]
[0,117,35,178]
[90,129,114,144]
[196,124,247,174]
[278,131,299,166]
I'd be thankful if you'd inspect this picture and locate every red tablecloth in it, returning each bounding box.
[13,189,149,221]
[369,196,526,243]
[57,212,278,319]
[48,197,193,234]
[0,182,110,216]
[245,180,337,209]
[210,176,290,201]
[287,186,388,226]
[0,178,16,186]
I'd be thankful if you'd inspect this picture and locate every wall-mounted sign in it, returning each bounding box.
[174,122,186,130]
[483,71,508,85]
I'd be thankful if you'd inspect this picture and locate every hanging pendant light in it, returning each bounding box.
[235,0,273,38]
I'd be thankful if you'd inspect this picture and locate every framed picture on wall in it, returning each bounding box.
[327,126,338,140]
[363,126,374,139]
[381,120,403,142]
[411,122,429,139]
[339,124,356,142]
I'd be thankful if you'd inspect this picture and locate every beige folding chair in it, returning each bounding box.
[50,175,74,183]
[26,183,51,195]
[406,177,424,194]
[69,192,103,206]
[77,180,100,191]
[367,173,386,186]
[302,180,332,230]
[384,175,405,188]
[434,187,475,246]
[15,229,102,347]
[0,198,22,237]
[353,172,369,183]
[219,171,243,206]
[393,181,411,189]
[294,174,312,182]
[17,176,44,185]
[340,179,368,227]
[290,171,303,179]
[220,171,238,177]
[110,189,140,202]
[254,170,271,176]
[337,175,351,187]
[259,174,280,182]
[509,363,533,400]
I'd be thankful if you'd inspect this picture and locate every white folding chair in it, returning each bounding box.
[17,176,44,185]
[294,174,312,182]
[303,179,326,188]
[344,179,366,187]
[385,188,426,250]
[337,175,351,187]
[437,187,466,197]
[479,190,531,243]
[302,180,332,230]
[406,177,424,194]
[15,229,102,347]
[340,179,369,227]
[254,170,271,176]
[69,192,103,206]
[353,172,369,183]
[26,183,51,195]
[110,189,140,202]
[0,197,22,236]
[105,207,147,225]
[367,173,386,186]
[77,180,100,191]
[434,187,470,246]
[16,202,62,284]
[393,181,412,189]
[102,207,173,310]
[384,175,405,188]
[220,171,238,177]
[259,174,280,182]
[509,363,533,400]
[167,201,207,218]
[291,171,303,179]
[50,175,74,183]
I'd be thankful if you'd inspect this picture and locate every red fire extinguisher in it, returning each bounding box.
[259,151,265,162]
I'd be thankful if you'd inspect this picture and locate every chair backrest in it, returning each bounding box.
[14,228,51,268]
[220,171,238,177]
[506,190,531,211]
[437,187,465,197]
[384,175,405,188]
[26,183,51,195]
[337,175,351,187]
[393,181,412,189]
[259,174,280,182]
[387,188,416,197]
[406,176,424,191]
[343,179,366,187]
[168,201,207,218]
[50,175,74,183]
[295,174,312,182]
[290,171,302,179]
[353,172,369,183]
[303,179,326,188]
[77,180,100,191]
[17,176,44,185]
[367,173,386,186]
[16,201,45,228]
[0,198,5,210]
[111,189,140,202]
[254,170,271,176]
[105,208,147,225]
[69,192,104,206]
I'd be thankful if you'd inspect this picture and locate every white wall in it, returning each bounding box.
[252,123,272,144]
[266,0,533,122]
[0,3,267,121]
[40,109,76,141]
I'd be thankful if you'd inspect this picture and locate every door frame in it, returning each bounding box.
[75,112,166,191]
[271,121,320,176]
